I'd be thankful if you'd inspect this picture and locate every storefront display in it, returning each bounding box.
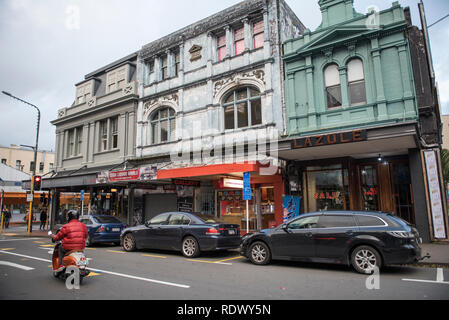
[303,165,349,212]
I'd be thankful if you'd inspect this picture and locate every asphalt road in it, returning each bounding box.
[0,234,448,300]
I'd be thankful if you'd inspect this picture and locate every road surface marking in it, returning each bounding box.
[0,261,34,271]
[0,248,15,251]
[0,249,190,289]
[186,259,232,266]
[87,271,101,277]
[402,268,449,285]
[39,244,54,247]
[34,241,45,244]
[0,238,40,242]
[215,256,244,263]
[142,254,167,259]
[107,250,125,254]
[85,248,96,250]
[87,266,190,288]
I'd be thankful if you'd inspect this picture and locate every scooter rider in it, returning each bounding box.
[52,210,88,271]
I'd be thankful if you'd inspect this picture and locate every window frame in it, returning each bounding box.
[150,107,176,145]
[252,19,264,49]
[222,86,262,130]
[347,58,367,106]
[217,33,227,62]
[324,63,342,109]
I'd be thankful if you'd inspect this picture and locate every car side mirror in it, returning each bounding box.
[281,224,289,232]
[144,220,151,228]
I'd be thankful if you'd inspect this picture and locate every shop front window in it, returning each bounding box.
[304,165,348,212]
[360,165,379,211]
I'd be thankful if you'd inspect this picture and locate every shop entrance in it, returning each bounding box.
[355,161,415,224]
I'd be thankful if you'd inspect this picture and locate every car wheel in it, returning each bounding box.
[351,245,382,274]
[248,241,271,265]
[122,233,136,252]
[182,236,200,258]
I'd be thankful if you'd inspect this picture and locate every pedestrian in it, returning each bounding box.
[39,208,47,230]
[4,209,11,228]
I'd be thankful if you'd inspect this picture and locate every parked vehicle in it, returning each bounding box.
[79,215,127,247]
[240,211,425,274]
[120,212,241,258]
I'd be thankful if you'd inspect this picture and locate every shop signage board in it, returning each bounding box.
[222,178,244,189]
[423,150,447,239]
[80,190,85,201]
[292,129,367,149]
[109,169,140,182]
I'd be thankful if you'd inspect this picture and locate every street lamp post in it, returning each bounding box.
[2,91,41,234]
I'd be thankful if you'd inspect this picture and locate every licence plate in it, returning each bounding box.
[112,228,120,232]
[228,229,236,235]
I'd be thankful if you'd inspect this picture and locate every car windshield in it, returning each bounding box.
[93,216,122,224]
[193,214,226,224]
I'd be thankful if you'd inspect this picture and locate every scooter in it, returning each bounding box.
[48,231,90,283]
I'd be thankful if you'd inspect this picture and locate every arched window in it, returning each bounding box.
[347,58,366,106]
[324,64,342,109]
[223,86,262,130]
[150,107,176,144]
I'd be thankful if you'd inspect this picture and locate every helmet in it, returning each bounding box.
[67,210,79,221]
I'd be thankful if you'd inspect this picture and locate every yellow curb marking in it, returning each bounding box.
[142,254,167,259]
[87,272,101,277]
[215,256,244,263]
[0,248,15,251]
[107,250,125,254]
[39,244,54,247]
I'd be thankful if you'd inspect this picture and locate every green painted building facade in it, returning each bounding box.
[278,0,448,243]
[283,0,417,136]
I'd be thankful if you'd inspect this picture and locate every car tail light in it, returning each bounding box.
[206,228,220,235]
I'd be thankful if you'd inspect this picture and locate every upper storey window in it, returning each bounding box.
[76,81,93,105]
[217,34,227,62]
[324,64,342,109]
[151,107,176,144]
[234,27,245,56]
[347,58,366,106]
[223,86,262,130]
[107,65,127,93]
[253,20,264,49]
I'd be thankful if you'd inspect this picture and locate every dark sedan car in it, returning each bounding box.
[79,215,127,247]
[241,211,424,274]
[120,212,241,258]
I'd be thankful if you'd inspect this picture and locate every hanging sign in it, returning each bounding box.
[423,150,447,239]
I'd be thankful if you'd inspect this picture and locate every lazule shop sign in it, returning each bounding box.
[292,130,367,149]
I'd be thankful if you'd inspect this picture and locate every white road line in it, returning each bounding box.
[0,261,35,271]
[0,249,190,289]
[437,268,444,283]
[402,268,449,285]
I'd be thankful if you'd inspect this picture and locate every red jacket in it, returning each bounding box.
[53,219,88,251]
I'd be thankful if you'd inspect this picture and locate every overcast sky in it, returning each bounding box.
[0,0,448,152]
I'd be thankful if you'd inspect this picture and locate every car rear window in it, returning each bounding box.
[355,215,386,226]
[318,215,357,228]
[93,216,122,224]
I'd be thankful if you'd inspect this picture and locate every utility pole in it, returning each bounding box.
[2,91,41,234]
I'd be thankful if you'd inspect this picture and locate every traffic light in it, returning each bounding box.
[33,176,42,191]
